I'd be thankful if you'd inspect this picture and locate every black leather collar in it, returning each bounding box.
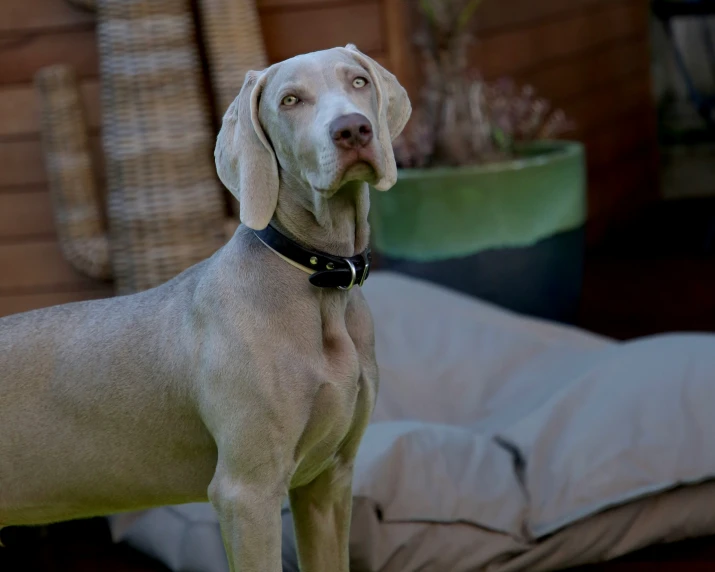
[253,225,371,290]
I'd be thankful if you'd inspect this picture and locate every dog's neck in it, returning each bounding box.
[270,174,370,258]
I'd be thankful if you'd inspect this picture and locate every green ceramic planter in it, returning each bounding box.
[370,141,587,324]
[370,140,586,262]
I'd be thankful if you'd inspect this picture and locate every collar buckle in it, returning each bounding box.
[338,259,357,291]
[358,251,370,287]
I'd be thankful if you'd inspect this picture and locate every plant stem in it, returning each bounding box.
[457,0,484,32]
[419,0,437,23]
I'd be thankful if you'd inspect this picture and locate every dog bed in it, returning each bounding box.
[110,272,715,571]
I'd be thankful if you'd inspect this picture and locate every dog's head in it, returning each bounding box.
[214,45,411,230]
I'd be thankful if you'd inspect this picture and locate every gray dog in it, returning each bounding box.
[0,44,410,571]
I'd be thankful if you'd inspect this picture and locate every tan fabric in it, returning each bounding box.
[349,273,715,570]
[348,482,715,572]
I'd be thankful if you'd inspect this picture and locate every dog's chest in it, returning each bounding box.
[290,297,376,487]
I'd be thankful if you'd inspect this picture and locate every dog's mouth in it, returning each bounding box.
[342,159,375,180]
[311,147,382,195]
[336,149,379,185]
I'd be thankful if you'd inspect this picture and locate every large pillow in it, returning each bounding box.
[110,272,715,572]
[366,272,611,428]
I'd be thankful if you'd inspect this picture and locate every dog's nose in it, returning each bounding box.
[329,113,373,149]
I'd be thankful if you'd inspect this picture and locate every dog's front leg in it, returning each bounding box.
[209,470,285,572]
[289,461,354,572]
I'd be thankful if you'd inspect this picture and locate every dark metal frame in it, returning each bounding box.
[652,0,715,128]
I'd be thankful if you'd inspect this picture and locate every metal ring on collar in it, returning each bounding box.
[359,253,370,287]
[338,259,357,291]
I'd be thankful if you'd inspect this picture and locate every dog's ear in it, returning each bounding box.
[344,44,411,191]
[215,70,279,230]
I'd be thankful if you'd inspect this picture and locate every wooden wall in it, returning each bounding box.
[0,0,657,318]
[0,0,392,318]
[389,0,659,243]
[0,1,106,318]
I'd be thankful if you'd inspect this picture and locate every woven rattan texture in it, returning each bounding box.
[197,0,268,119]
[97,0,227,294]
[35,64,112,281]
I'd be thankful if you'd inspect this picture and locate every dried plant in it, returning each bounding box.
[394,0,574,169]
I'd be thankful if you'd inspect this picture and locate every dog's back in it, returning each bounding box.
[0,265,218,526]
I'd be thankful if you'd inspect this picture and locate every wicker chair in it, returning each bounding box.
[37,0,267,294]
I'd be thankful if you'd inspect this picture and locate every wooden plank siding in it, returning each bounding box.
[0,135,106,188]
[0,79,101,138]
[0,239,103,291]
[0,0,391,317]
[0,288,114,318]
[262,1,385,63]
[0,0,656,317]
[0,187,57,240]
[385,0,657,244]
[0,0,95,33]
[0,28,99,85]
[0,0,105,314]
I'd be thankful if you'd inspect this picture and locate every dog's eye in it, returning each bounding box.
[282,95,299,106]
[352,77,368,89]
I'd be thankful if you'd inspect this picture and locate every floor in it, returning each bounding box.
[0,519,168,572]
[4,518,715,572]
[2,197,715,571]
